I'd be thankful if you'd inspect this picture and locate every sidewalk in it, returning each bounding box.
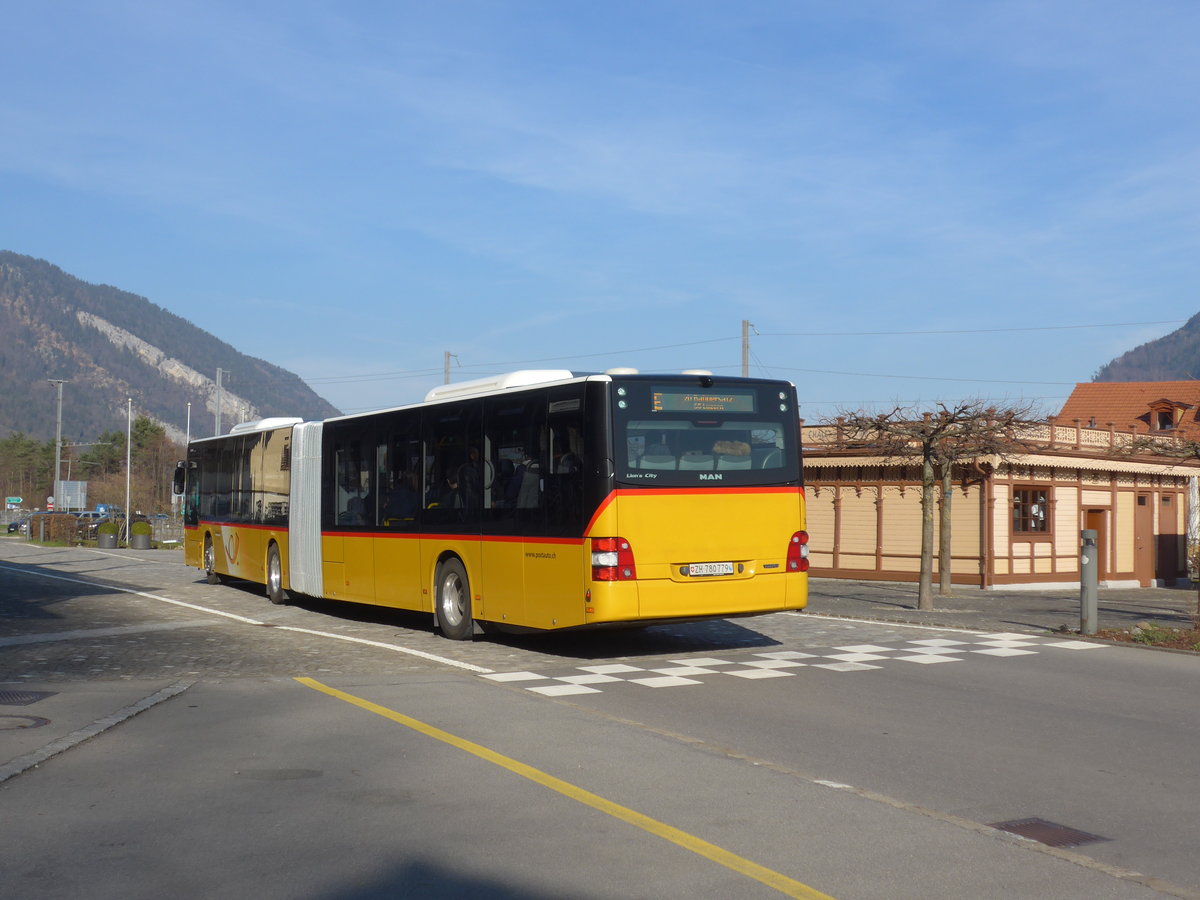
[803,577,1199,637]
[0,680,192,785]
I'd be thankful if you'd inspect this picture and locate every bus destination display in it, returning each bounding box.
[651,388,756,413]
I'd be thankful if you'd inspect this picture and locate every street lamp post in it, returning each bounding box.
[48,379,67,510]
[125,398,132,542]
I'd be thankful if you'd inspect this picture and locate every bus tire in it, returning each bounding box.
[436,558,473,641]
[266,544,288,605]
[204,535,222,585]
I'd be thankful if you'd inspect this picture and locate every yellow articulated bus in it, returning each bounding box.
[176,369,808,639]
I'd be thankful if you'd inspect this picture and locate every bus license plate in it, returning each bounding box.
[688,562,734,577]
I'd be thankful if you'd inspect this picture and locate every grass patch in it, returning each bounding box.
[1096,622,1200,652]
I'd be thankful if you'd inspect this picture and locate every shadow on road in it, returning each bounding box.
[216,578,783,661]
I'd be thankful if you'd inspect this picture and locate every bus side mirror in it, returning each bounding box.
[172,462,186,496]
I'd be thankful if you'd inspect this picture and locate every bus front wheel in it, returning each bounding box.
[436,558,473,641]
[204,535,222,585]
[266,544,288,605]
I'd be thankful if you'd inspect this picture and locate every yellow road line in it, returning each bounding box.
[296,676,836,900]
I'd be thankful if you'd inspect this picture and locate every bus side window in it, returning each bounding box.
[421,402,483,532]
[380,433,421,529]
[545,388,585,536]
[260,430,290,524]
[242,432,263,522]
[333,438,372,527]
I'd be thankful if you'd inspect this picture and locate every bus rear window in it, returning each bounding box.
[612,380,799,486]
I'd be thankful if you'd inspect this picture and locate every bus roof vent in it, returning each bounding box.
[604,367,639,375]
[681,369,713,376]
[424,370,576,403]
[229,417,304,434]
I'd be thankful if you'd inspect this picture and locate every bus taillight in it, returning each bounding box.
[787,531,809,572]
[592,537,637,581]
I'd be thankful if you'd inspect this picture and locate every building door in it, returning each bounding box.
[1134,493,1154,588]
[1084,509,1108,581]
[1157,493,1181,586]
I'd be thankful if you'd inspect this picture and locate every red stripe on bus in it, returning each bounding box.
[616,486,801,497]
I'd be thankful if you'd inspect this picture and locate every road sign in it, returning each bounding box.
[5,496,21,504]
[61,481,87,510]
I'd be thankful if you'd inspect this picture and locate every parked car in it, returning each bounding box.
[7,515,30,534]
[78,513,148,540]
[77,515,119,539]
[74,511,106,539]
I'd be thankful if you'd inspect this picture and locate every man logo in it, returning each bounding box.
[699,473,723,481]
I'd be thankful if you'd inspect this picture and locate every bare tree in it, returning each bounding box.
[827,401,1040,610]
[930,403,1040,596]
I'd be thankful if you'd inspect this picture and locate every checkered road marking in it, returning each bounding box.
[480,633,1106,696]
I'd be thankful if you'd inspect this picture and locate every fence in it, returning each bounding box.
[802,418,1189,456]
[1,512,185,547]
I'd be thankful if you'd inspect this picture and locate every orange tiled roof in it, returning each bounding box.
[1058,382,1200,439]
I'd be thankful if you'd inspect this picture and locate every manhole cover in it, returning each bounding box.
[0,690,57,706]
[989,817,1108,848]
[0,715,51,731]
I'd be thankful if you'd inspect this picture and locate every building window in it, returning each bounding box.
[1013,487,1050,533]
[1156,410,1174,431]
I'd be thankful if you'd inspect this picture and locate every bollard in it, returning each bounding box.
[1080,529,1098,635]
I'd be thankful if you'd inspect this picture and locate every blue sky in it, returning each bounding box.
[3,1,1198,421]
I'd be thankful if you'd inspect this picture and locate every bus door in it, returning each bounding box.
[481,395,532,626]
[374,429,424,610]
[510,387,589,629]
[326,427,375,603]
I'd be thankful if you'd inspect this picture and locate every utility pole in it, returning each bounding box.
[215,368,226,436]
[444,352,458,384]
[124,398,132,540]
[741,320,752,377]
[48,379,67,510]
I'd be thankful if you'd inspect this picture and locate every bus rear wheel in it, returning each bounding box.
[204,535,222,585]
[266,544,287,605]
[436,558,473,641]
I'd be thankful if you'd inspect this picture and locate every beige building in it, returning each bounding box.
[802,418,1197,589]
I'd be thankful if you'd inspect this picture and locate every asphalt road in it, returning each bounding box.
[2,539,1198,900]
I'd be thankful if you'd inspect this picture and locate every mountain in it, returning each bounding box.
[1094,313,1200,382]
[0,251,340,444]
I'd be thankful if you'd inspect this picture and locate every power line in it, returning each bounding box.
[765,320,1185,338]
[749,349,778,380]
[300,336,737,384]
[306,367,442,385]
[297,318,1182,388]
[766,365,1077,386]
[801,395,1072,405]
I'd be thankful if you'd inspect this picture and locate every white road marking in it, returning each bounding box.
[0,563,494,674]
